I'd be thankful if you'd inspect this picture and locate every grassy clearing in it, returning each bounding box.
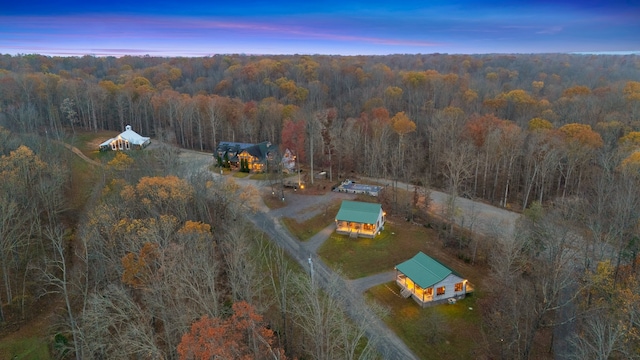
[249,173,270,180]
[0,337,51,360]
[67,152,100,211]
[318,221,440,279]
[233,171,250,178]
[281,200,342,241]
[366,283,482,360]
[262,193,288,210]
[67,130,119,159]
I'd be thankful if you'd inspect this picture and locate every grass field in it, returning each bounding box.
[366,283,483,360]
[318,221,446,279]
[0,337,51,360]
[67,130,119,158]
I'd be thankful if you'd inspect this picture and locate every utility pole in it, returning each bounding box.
[308,254,314,285]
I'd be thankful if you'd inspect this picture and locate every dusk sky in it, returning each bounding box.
[1,0,639,57]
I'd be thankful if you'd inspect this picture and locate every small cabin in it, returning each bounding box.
[335,200,385,238]
[395,252,472,307]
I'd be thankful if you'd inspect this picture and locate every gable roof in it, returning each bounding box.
[217,142,254,152]
[335,200,382,224]
[242,141,274,160]
[396,252,461,289]
[119,125,150,145]
[99,125,150,147]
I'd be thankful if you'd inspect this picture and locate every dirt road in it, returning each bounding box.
[362,177,521,240]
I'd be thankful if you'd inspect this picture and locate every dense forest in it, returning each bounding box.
[2,53,640,208]
[1,53,640,359]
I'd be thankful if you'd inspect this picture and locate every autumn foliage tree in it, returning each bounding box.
[391,111,416,178]
[281,119,306,163]
[177,301,286,360]
[121,242,159,288]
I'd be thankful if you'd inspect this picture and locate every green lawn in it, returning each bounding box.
[366,283,482,360]
[67,130,119,159]
[0,337,51,360]
[318,222,440,279]
[233,171,250,178]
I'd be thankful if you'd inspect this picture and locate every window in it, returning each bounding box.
[436,286,445,296]
[455,282,463,292]
[426,288,433,296]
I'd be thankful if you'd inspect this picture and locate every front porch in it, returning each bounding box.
[395,271,473,307]
[396,273,434,305]
[335,221,378,238]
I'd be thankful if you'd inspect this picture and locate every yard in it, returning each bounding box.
[281,200,342,241]
[366,283,483,360]
[318,218,481,281]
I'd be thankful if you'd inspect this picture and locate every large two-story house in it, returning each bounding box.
[215,141,278,172]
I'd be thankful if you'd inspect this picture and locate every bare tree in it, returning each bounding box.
[38,225,83,360]
[79,284,163,359]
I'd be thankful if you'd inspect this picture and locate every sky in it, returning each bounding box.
[1,0,639,57]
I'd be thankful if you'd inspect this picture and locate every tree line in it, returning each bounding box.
[1,53,640,209]
[2,52,640,359]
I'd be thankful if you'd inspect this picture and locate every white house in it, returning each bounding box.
[395,251,472,307]
[99,125,151,151]
[335,200,385,238]
[281,148,296,173]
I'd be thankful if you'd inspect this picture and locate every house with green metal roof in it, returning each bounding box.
[335,200,385,238]
[395,251,471,306]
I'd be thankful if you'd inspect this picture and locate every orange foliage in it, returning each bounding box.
[402,71,427,88]
[528,117,554,131]
[134,176,193,205]
[121,242,159,288]
[371,107,390,122]
[562,85,591,98]
[531,81,544,91]
[384,86,403,100]
[107,151,134,170]
[618,131,640,150]
[482,98,507,111]
[499,89,535,104]
[391,111,416,137]
[281,119,306,162]
[623,81,640,101]
[558,123,604,149]
[0,145,48,187]
[177,301,286,360]
[176,220,212,244]
[463,114,506,147]
[463,89,478,103]
[620,151,640,173]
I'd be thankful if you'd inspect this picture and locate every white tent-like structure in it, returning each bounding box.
[99,125,150,151]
